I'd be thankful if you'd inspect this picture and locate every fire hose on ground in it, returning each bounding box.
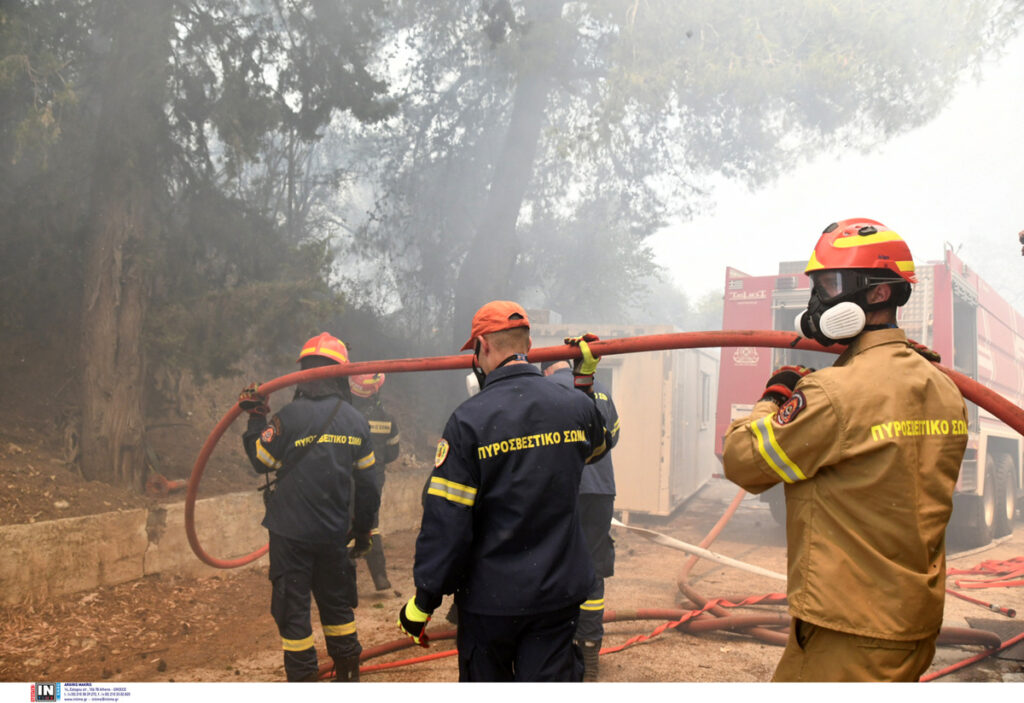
[183,329,1024,680]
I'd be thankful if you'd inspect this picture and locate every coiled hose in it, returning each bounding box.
[182,329,1024,679]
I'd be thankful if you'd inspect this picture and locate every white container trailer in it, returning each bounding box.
[530,320,719,518]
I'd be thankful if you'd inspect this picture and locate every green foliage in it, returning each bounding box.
[147,279,344,378]
[2,0,1021,385]
[0,0,394,380]
[343,0,1018,344]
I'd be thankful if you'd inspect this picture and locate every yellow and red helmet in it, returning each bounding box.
[350,372,385,398]
[297,332,349,365]
[804,218,916,285]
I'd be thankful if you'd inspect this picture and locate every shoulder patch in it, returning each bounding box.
[775,391,806,426]
[261,424,277,444]
[434,438,450,468]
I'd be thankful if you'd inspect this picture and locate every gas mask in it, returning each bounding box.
[795,294,866,347]
[465,372,481,398]
[795,270,904,346]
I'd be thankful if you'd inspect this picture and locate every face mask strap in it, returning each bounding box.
[472,339,487,389]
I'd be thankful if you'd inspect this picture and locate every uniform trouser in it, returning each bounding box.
[269,532,361,682]
[576,494,615,643]
[364,471,388,580]
[456,604,583,682]
[772,618,939,682]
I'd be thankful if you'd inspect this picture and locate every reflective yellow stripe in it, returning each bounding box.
[281,635,315,652]
[805,251,824,272]
[323,622,357,637]
[586,438,607,463]
[580,598,604,611]
[751,416,807,483]
[610,419,620,437]
[255,440,282,470]
[357,451,375,469]
[386,434,400,446]
[299,345,348,363]
[427,477,477,507]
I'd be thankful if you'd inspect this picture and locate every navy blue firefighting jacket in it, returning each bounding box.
[353,395,400,468]
[547,367,620,496]
[243,385,379,543]
[413,363,609,616]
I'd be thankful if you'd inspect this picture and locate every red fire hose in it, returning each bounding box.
[316,611,1004,680]
[185,329,1024,568]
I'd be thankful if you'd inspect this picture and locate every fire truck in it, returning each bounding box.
[715,245,1023,547]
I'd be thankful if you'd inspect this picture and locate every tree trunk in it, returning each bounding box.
[79,0,172,488]
[452,1,567,345]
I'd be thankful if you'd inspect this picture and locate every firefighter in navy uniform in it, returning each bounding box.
[397,301,612,682]
[723,219,968,682]
[542,359,620,682]
[240,332,379,682]
[349,372,400,591]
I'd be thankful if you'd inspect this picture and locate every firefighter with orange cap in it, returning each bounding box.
[348,371,400,591]
[397,301,613,682]
[723,220,968,681]
[239,332,379,682]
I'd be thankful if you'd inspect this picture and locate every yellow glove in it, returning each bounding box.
[564,334,601,392]
[397,597,432,647]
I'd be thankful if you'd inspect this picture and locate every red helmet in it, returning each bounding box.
[350,372,385,398]
[297,332,349,365]
[804,218,917,284]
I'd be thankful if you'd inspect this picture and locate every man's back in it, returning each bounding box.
[724,328,967,638]
[785,330,966,637]
[415,363,605,616]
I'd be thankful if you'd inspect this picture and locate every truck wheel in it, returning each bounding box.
[959,460,997,548]
[994,453,1018,537]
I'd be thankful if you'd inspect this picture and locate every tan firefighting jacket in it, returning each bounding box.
[723,328,968,640]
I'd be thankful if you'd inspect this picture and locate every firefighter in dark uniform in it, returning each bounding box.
[723,219,968,682]
[542,359,620,682]
[349,372,400,591]
[239,332,379,682]
[396,301,612,682]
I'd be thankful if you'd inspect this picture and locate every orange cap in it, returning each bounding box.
[349,372,385,398]
[460,300,530,351]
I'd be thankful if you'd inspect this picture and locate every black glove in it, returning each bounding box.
[397,597,432,647]
[238,382,270,415]
[909,340,941,363]
[760,366,814,404]
[564,333,601,393]
[348,531,372,559]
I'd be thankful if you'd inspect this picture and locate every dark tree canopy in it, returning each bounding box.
[343,0,1021,347]
[1,0,1020,484]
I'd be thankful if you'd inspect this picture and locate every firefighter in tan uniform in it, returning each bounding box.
[723,218,968,682]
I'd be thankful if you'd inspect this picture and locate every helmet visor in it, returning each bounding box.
[809,270,898,303]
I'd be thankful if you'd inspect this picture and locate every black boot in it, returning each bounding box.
[576,639,600,682]
[333,655,360,682]
[365,534,391,591]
